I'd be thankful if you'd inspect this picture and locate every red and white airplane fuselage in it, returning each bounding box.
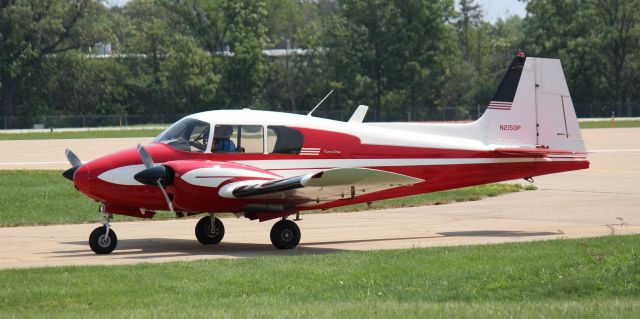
[65,55,589,253]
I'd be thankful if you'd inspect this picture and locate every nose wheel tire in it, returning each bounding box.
[89,226,117,254]
[270,219,301,249]
[195,216,225,245]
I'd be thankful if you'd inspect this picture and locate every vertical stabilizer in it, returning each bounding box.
[479,55,586,152]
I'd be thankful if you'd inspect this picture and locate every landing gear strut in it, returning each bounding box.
[195,214,225,245]
[270,219,301,249]
[89,211,117,254]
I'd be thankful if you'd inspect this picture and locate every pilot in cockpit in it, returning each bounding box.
[213,125,237,152]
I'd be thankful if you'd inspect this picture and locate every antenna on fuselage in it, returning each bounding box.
[307,90,334,116]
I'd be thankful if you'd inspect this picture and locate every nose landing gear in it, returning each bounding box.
[89,211,117,254]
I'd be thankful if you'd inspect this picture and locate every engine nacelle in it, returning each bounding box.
[163,160,280,213]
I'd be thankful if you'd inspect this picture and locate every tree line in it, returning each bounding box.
[1,0,639,128]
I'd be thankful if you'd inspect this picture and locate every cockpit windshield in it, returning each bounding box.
[153,118,210,152]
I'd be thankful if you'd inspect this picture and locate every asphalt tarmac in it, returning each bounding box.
[0,128,638,269]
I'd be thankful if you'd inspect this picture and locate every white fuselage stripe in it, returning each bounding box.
[232,157,585,178]
[94,157,586,185]
[232,157,583,170]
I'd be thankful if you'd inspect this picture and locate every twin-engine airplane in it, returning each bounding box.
[64,54,589,254]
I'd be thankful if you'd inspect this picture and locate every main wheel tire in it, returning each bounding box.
[270,219,301,249]
[195,216,225,245]
[89,226,117,254]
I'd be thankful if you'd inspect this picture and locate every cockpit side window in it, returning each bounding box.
[154,118,210,152]
[213,125,264,154]
[267,126,303,154]
[213,125,237,152]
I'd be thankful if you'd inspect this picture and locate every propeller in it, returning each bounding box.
[134,144,174,212]
[62,149,82,181]
[137,144,154,169]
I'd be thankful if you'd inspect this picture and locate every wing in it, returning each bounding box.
[218,168,424,205]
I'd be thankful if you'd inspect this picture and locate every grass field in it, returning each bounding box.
[0,119,637,140]
[0,235,638,318]
[579,120,640,129]
[0,129,164,140]
[0,170,526,227]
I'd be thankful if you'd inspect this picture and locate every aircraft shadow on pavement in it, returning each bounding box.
[51,230,560,260]
[54,238,340,260]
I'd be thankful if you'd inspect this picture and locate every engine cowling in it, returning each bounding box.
[162,160,281,213]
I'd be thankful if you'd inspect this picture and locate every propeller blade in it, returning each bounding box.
[65,149,82,167]
[63,149,82,181]
[134,144,174,212]
[157,180,174,212]
[137,144,154,169]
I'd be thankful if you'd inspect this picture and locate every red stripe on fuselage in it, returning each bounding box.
[305,159,589,210]
[73,128,590,217]
[78,159,589,214]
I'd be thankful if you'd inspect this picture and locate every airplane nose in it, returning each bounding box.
[72,164,91,191]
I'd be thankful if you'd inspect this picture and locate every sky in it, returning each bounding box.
[103,0,127,7]
[105,0,528,22]
[476,0,527,22]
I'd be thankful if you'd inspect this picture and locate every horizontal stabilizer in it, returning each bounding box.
[494,148,587,158]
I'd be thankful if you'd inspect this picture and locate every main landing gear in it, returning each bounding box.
[270,219,301,249]
[193,214,302,250]
[89,212,117,254]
